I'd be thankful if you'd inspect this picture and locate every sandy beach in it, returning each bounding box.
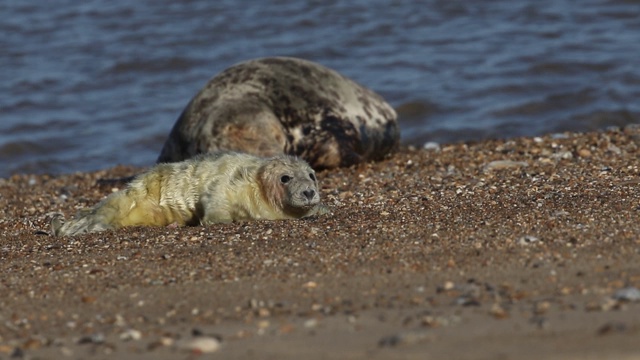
[1,127,639,359]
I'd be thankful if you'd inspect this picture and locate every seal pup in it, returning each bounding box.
[52,152,328,236]
[157,57,399,169]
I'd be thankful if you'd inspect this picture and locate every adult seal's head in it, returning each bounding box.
[157,57,399,169]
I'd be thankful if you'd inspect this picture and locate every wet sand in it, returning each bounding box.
[1,128,639,359]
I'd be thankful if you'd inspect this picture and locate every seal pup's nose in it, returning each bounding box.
[302,189,315,200]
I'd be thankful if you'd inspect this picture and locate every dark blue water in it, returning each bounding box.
[2,0,639,177]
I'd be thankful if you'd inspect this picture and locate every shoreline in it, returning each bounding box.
[1,128,639,359]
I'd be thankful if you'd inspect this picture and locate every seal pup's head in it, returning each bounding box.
[257,155,321,217]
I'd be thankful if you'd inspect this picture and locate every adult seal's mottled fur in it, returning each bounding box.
[157,57,399,169]
[52,152,328,236]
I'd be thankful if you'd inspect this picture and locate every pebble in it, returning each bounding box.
[483,160,528,171]
[303,318,318,328]
[455,296,481,307]
[81,296,97,304]
[423,142,441,151]
[420,315,460,327]
[147,337,174,351]
[612,287,640,302]
[534,301,551,315]
[489,303,509,319]
[577,148,592,158]
[77,333,105,345]
[178,336,221,354]
[552,151,573,160]
[302,281,318,289]
[517,235,540,245]
[607,144,622,155]
[119,329,142,341]
[442,281,455,291]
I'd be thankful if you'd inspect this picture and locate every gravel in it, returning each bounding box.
[1,127,640,359]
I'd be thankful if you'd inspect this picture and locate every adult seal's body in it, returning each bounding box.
[157,57,399,169]
[52,152,328,236]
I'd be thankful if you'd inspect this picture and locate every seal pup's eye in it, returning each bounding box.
[309,173,316,181]
[280,175,292,184]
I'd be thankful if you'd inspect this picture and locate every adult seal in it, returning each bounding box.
[157,57,399,169]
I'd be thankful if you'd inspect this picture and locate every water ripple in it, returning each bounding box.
[2,0,640,177]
